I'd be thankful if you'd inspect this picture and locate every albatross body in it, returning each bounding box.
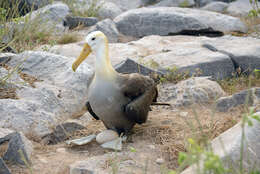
[72,31,157,135]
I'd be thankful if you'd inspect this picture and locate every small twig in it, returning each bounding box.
[151,102,171,106]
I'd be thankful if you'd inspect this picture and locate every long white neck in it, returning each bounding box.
[94,41,116,79]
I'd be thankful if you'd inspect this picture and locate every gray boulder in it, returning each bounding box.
[227,0,254,16]
[216,88,260,112]
[201,1,228,13]
[0,51,93,138]
[0,132,33,165]
[150,0,195,7]
[64,16,98,29]
[159,77,225,107]
[181,112,260,173]
[89,19,119,43]
[98,2,123,19]
[0,158,11,174]
[114,7,247,38]
[203,35,260,74]
[22,2,70,34]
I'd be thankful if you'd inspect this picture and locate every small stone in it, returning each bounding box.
[148,144,156,149]
[96,130,119,144]
[156,158,164,165]
[66,134,96,146]
[56,148,66,153]
[179,112,188,117]
[37,156,48,164]
[42,122,86,145]
[1,132,33,165]
[101,138,122,151]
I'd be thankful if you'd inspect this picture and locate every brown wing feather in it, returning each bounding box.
[119,73,157,124]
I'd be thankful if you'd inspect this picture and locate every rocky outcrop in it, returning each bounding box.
[0,51,93,138]
[203,36,260,74]
[114,7,247,37]
[23,2,70,34]
[40,35,260,80]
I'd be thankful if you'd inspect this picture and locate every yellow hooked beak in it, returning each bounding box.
[72,43,92,72]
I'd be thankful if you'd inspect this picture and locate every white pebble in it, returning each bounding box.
[156,158,164,165]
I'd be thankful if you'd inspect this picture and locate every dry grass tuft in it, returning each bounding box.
[133,105,243,169]
[0,87,18,99]
[218,74,260,95]
[19,72,42,88]
[57,33,80,45]
[0,141,8,157]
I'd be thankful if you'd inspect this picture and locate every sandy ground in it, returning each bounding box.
[7,103,243,174]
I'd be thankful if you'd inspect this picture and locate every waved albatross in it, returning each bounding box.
[72,31,158,136]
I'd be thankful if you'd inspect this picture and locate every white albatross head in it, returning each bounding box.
[72,31,114,75]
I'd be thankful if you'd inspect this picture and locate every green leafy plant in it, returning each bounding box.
[249,0,260,17]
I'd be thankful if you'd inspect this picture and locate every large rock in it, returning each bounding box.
[0,51,93,137]
[22,2,70,34]
[201,1,229,13]
[227,0,254,16]
[98,2,123,19]
[181,112,260,173]
[114,7,247,38]
[41,34,260,79]
[40,35,260,80]
[0,132,33,165]
[89,19,119,43]
[138,36,234,79]
[159,77,226,106]
[150,0,195,7]
[203,35,260,74]
[216,88,260,112]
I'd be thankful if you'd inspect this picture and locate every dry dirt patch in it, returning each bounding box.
[7,104,243,174]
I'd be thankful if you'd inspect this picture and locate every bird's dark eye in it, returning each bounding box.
[92,37,96,41]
